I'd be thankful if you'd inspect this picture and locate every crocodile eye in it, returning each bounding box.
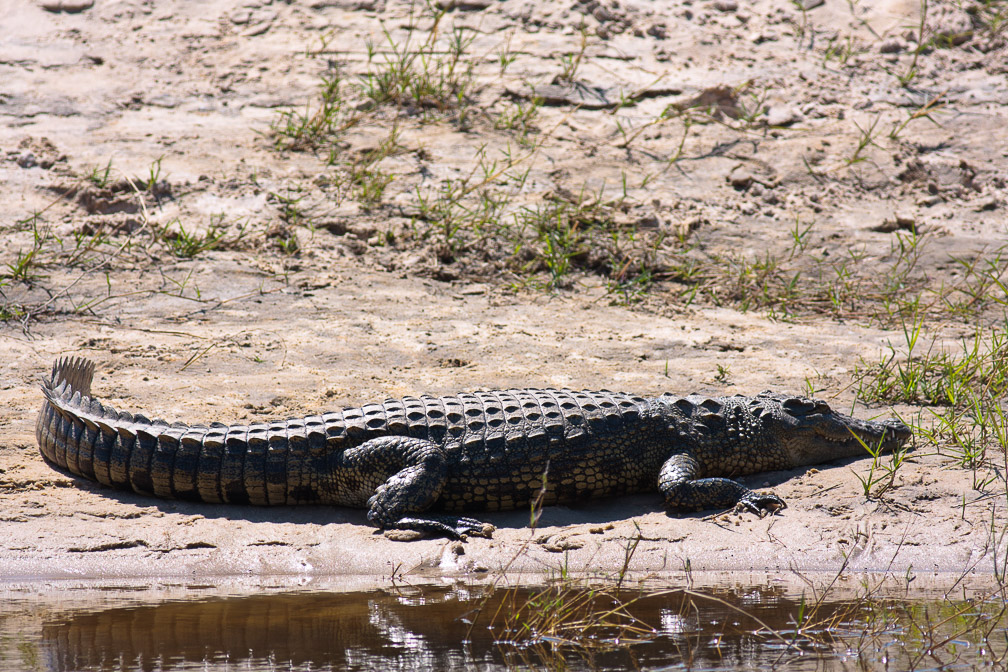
[782,398,814,414]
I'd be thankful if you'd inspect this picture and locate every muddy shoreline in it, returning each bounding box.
[2,0,1006,584]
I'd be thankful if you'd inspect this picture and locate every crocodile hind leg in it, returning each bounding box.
[341,436,493,540]
[658,453,786,516]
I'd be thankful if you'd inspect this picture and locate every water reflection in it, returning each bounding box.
[41,590,490,671]
[15,583,1006,671]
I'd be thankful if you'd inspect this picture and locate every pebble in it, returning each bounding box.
[765,106,801,127]
[40,0,93,12]
[974,196,1000,212]
[647,23,668,39]
[874,214,918,233]
[384,529,424,542]
[509,83,615,109]
[713,0,737,12]
[930,6,973,45]
[435,0,492,8]
[728,166,754,190]
[749,30,778,43]
[878,38,905,53]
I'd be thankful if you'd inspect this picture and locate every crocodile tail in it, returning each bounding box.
[38,356,116,484]
[44,356,95,397]
[36,357,318,507]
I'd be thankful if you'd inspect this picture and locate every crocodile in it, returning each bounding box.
[37,356,911,539]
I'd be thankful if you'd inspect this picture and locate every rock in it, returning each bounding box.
[873,214,918,233]
[878,38,905,53]
[308,0,383,8]
[592,4,616,21]
[647,23,668,39]
[673,85,741,119]
[435,0,492,9]
[16,152,37,169]
[974,196,1000,212]
[728,165,754,190]
[765,106,801,127]
[930,6,974,46]
[749,30,778,44]
[507,82,615,109]
[39,0,93,12]
[713,0,737,12]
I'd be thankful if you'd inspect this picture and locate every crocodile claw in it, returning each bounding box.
[455,517,496,539]
[736,491,787,517]
[390,515,495,540]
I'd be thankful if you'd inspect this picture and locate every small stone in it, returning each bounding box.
[766,106,801,127]
[749,30,778,44]
[874,214,917,233]
[930,6,973,45]
[40,0,93,12]
[435,0,492,9]
[647,23,668,39]
[16,152,37,169]
[713,0,737,12]
[593,5,615,21]
[384,529,425,541]
[728,166,754,190]
[974,196,1000,212]
[879,38,905,53]
[451,541,465,555]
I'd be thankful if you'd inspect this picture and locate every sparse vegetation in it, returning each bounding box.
[155,214,248,258]
[4,1,1008,668]
[463,523,1008,670]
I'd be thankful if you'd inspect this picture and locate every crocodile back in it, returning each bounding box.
[388,389,665,511]
[37,357,668,511]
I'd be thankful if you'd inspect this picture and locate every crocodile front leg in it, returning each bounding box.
[341,436,493,540]
[658,453,786,516]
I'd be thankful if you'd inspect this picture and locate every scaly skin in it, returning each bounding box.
[36,357,912,539]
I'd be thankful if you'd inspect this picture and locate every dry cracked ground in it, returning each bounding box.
[0,0,1007,589]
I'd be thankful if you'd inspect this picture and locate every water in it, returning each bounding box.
[2,580,1005,671]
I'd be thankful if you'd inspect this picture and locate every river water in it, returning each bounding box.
[2,579,1005,671]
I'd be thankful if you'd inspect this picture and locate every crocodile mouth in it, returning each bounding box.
[816,417,911,451]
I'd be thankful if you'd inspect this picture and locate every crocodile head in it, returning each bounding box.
[751,392,912,467]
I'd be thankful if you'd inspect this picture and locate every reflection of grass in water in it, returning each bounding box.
[5,576,1006,670]
[17,640,39,671]
[467,490,1008,671]
[480,580,1008,670]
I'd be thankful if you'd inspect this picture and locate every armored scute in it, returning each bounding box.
[38,357,911,539]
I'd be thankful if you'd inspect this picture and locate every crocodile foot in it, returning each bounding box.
[735,491,787,517]
[390,515,495,540]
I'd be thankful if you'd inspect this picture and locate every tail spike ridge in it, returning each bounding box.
[44,356,96,397]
